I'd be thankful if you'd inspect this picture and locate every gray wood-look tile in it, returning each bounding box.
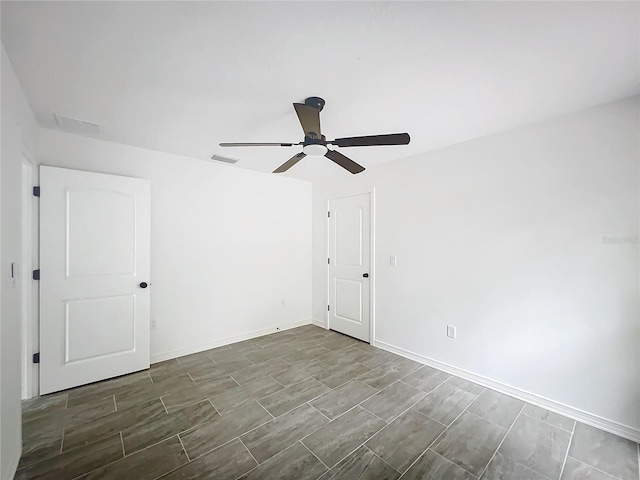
[240,403,329,463]
[314,361,372,389]
[18,326,640,480]
[568,422,639,480]
[18,429,63,470]
[149,359,190,383]
[80,435,188,480]
[357,357,421,390]
[210,375,284,415]
[403,450,476,480]
[21,393,67,424]
[360,381,426,423]
[311,380,379,419]
[193,358,254,379]
[318,445,400,480]
[560,456,619,480]
[179,401,272,458]
[498,412,571,480]
[432,412,507,476]
[258,377,330,417]
[321,334,363,351]
[230,357,291,385]
[160,438,257,480]
[63,398,168,451]
[161,376,237,412]
[244,344,296,364]
[115,374,195,410]
[445,376,485,395]
[302,405,386,468]
[66,370,152,407]
[401,366,451,393]
[522,404,575,432]
[271,360,330,386]
[15,434,123,480]
[366,409,445,473]
[122,399,219,455]
[467,389,524,429]
[239,442,327,480]
[412,382,478,426]
[23,394,116,439]
[481,451,549,480]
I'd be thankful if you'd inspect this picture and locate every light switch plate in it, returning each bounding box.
[390,255,397,267]
[447,325,456,338]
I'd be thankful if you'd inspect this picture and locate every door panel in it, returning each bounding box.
[329,193,371,342]
[40,166,151,394]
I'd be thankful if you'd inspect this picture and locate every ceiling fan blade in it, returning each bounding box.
[273,152,307,173]
[293,103,322,139]
[330,133,410,147]
[220,142,297,147]
[325,150,365,174]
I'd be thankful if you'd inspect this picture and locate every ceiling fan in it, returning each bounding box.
[219,97,410,174]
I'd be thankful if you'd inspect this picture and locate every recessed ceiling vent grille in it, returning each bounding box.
[209,154,239,164]
[54,113,100,135]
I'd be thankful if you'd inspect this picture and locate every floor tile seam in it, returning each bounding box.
[359,387,429,425]
[230,440,306,480]
[520,410,575,433]
[429,448,479,478]
[564,455,626,480]
[159,396,169,414]
[300,440,331,470]
[238,437,261,466]
[256,379,335,418]
[475,403,526,480]
[396,387,480,476]
[306,383,382,422]
[362,445,402,475]
[301,387,432,473]
[119,431,126,457]
[557,419,577,480]
[398,374,451,396]
[306,402,332,421]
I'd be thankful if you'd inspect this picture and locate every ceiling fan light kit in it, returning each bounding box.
[219,97,410,174]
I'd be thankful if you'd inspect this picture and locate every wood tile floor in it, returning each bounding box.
[17,325,640,480]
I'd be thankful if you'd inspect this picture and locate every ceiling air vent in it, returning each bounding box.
[209,154,239,164]
[54,113,100,136]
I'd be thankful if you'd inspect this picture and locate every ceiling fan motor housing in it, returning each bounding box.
[304,96,325,111]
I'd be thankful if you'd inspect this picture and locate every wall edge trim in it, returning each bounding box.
[373,339,640,443]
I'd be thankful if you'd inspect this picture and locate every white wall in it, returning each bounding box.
[37,129,312,363]
[1,45,39,480]
[312,96,640,439]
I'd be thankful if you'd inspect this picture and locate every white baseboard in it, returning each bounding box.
[311,318,328,329]
[150,319,312,364]
[373,339,640,444]
[2,443,21,480]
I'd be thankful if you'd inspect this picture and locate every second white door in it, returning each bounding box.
[328,192,371,342]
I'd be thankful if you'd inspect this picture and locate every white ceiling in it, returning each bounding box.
[2,1,638,181]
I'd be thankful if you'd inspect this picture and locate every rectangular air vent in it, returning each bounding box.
[210,154,239,164]
[54,114,100,136]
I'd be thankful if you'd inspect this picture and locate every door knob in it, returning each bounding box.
[139,282,148,289]
[362,273,369,278]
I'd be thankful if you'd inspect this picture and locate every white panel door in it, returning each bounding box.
[39,166,151,394]
[328,193,371,342]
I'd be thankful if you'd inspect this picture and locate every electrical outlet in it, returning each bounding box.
[447,325,456,338]
[390,255,397,267]
[151,319,157,330]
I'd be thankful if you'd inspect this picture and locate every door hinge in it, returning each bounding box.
[33,186,40,197]
[327,258,330,264]
[32,352,40,364]
[327,211,330,218]
[328,304,330,311]
[32,269,40,280]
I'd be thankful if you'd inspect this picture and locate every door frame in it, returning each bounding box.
[20,147,38,399]
[326,187,375,344]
